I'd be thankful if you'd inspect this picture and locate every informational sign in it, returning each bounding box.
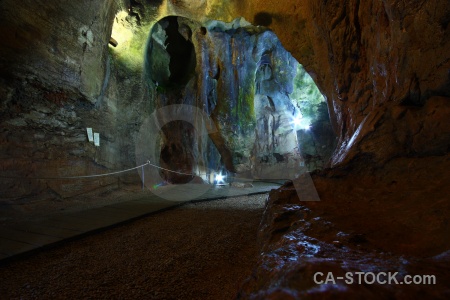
[86,128,94,142]
[94,133,100,147]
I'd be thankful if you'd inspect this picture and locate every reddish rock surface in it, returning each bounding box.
[236,0,450,167]
[231,2,450,296]
[239,154,450,298]
[1,0,448,195]
[0,0,448,297]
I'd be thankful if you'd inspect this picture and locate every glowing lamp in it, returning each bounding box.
[214,173,225,184]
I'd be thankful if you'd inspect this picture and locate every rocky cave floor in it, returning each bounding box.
[0,155,449,299]
[0,194,267,299]
[239,154,450,299]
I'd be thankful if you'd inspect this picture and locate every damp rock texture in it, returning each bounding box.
[0,0,448,195]
[232,0,450,297]
[0,0,449,298]
[0,0,145,200]
[237,0,450,167]
[145,16,323,182]
[239,154,450,299]
[0,1,336,199]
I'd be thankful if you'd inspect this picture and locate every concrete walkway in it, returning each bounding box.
[0,182,281,262]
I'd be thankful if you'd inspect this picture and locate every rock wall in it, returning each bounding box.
[235,0,450,167]
[0,0,116,102]
[0,0,121,200]
[145,16,329,182]
[238,153,450,299]
[0,0,449,297]
[1,0,447,198]
[232,1,450,297]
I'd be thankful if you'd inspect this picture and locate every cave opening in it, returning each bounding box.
[164,16,196,87]
[291,65,337,171]
[1,2,449,298]
[145,16,336,183]
[145,16,197,91]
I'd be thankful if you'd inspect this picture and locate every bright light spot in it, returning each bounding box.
[110,11,134,49]
[291,116,311,130]
[215,173,225,184]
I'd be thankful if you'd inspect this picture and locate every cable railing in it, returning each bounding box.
[0,160,288,189]
[0,161,150,180]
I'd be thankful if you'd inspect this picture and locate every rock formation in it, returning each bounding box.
[0,0,449,297]
[145,16,333,182]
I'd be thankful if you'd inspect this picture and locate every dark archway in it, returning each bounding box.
[145,16,336,181]
[145,16,196,90]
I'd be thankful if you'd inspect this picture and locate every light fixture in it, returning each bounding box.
[214,173,225,185]
[109,37,118,47]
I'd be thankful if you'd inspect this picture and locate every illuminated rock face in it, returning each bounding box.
[0,0,447,168]
[146,16,332,182]
[0,0,447,192]
[236,0,450,168]
[0,0,449,297]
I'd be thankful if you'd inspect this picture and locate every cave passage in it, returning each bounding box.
[145,16,336,183]
[164,16,196,86]
[0,1,448,299]
[146,16,196,89]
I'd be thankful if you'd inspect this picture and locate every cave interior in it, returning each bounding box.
[0,0,449,298]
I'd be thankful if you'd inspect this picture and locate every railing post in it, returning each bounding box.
[142,165,145,190]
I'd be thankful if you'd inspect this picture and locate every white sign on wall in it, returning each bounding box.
[94,133,100,147]
[86,128,94,142]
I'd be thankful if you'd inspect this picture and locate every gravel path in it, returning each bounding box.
[0,194,267,299]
